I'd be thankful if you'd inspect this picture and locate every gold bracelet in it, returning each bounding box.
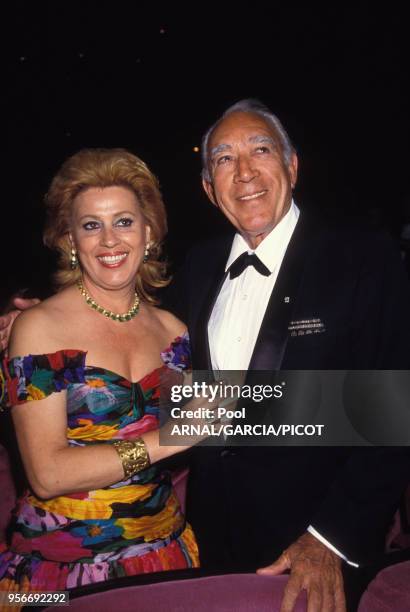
[112,438,150,478]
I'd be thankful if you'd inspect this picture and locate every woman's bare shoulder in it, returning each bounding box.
[9,287,77,357]
[148,306,187,339]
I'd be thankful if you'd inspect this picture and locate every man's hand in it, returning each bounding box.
[257,533,346,612]
[0,297,40,354]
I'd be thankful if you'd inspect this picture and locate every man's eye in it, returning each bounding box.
[83,221,100,231]
[255,146,271,154]
[216,155,232,165]
[116,218,133,227]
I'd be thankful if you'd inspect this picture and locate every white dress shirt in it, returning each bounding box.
[209,201,299,371]
[208,199,358,567]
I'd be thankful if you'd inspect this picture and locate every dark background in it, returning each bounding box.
[3,2,410,308]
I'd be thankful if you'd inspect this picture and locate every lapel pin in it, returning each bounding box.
[284,297,290,303]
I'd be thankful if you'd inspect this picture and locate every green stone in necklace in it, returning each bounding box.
[77,279,140,322]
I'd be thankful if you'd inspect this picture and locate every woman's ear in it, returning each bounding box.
[145,225,151,245]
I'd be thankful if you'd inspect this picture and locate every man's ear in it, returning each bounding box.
[289,153,298,189]
[202,177,218,207]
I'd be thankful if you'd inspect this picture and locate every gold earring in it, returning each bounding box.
[143,243,150,264]
[70,247,78,270]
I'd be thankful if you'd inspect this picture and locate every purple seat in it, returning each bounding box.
[47,574,307,612]
[358,561,410,612]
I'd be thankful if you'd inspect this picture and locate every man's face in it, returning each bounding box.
[203,111,298,248]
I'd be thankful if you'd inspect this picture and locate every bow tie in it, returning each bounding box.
[229,252,271,279]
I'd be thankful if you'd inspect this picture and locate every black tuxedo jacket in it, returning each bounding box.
[163,212,410,571]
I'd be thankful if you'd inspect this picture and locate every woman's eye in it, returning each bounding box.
[83,221,100,231]
[116,218,133,227]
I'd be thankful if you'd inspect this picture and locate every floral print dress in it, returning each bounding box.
[0,333,197,595]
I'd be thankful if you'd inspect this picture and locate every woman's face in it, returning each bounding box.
[70,185,150,292]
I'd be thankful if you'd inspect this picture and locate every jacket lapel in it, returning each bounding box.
[248,212,314,371]
[193,212,317,372]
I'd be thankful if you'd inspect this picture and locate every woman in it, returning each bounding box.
[0,148,204,595]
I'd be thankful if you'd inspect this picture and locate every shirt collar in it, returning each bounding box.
[225,200,300,273]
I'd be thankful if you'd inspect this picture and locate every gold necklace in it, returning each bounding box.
[77,279,140,322]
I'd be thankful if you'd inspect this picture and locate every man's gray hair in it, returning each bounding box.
[201,99,295,182]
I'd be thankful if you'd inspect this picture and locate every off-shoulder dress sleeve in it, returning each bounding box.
[160,331,191,372]
[0,349,86,409]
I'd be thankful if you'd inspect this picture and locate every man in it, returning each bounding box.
[2,100,410,611]
[163,100,410,611]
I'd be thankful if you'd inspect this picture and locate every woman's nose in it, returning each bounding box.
[100,227,120,247]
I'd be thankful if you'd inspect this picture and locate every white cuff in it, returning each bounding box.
[307,525,359,568]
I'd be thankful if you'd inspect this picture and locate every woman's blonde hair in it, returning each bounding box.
[43,148,169,303]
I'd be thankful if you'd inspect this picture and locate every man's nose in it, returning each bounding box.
[234,156,259,183]
[100,226,120,247]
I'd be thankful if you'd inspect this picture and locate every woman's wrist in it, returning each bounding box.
[112,438,151,478]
